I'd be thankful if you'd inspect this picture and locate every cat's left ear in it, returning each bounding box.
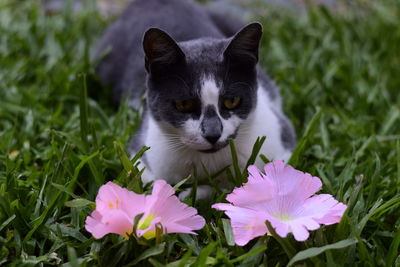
[143,28,185,73]
[223,22,262,66]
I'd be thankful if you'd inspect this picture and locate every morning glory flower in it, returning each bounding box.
[85,180,205,239]
[135,180,206,239]
[213,160,347,245]
[85,181,146,239]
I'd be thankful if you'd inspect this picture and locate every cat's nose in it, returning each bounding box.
[201,105,223,144]
[202,122,222,144]
[204,133,221,144]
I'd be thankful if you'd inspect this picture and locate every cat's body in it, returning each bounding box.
[95,0,296,186]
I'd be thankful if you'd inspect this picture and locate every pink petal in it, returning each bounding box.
[290,223,310,241]
[274,222,290,238]
[226,166,275,208]
[85,209,133,239]
[298,217,320,231]
[96,182,146,218]
[212,203,268,246]
[264,214,290,238]
[300,194,347,224]
[247,165,264,181]
[85,210,110,239]
[264,160,322,198]
[317,202,347,225]
[172,215,206,231]
[142,180,205,235]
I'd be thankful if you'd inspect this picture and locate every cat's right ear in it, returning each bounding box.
[223,22,263,67]
[143,28,185,73]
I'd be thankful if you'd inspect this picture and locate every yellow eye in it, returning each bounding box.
[223,97,241,110]
[175,100,195,112]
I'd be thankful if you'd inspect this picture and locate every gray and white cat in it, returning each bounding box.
[94,0,296,192]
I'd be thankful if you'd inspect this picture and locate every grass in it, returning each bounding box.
[1,0,399,266]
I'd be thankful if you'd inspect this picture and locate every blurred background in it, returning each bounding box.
[42,0,342,17]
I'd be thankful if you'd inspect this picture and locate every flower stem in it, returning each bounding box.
[265,221,296,258]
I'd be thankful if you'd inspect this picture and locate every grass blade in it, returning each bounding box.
[288,107,322,166]
[287,238,358,266]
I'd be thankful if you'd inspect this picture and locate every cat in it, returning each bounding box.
[94,0,296,194]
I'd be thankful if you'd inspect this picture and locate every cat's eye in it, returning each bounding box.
[175,99,195,112]
[223,97,241,110]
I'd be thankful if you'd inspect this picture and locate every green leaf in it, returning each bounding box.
[173,175,192,191]
[230,245,267,264]
[64,198,94,208]
[78,73,90,152]
[125,242,166,266]
[193,241,217,266]
[178,234,201,255]
[228,139,242,186]
[287,238,358,266]
[244,136,266,169]
[222,218,235,246]
[0,214,16,232]
[288,107,322,166]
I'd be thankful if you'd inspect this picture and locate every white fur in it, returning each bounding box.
[136,83,291,187]
[200,76,220,107]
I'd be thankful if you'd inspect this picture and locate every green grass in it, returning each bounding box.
[1,0,400,266]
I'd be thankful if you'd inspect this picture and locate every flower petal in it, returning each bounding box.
[85,209,133,239]
[213,203,268,246]
[226,165,276,208]
[264,160,322,198]
[142,180,205,235]
[96,181,146,218]
[290,223,310,242]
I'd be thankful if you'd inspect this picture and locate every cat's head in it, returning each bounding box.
[143,23,262,153]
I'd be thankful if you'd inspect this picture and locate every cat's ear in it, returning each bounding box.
[223,22,262,66]
[143,28,185,73]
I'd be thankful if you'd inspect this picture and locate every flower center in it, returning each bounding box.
[108,199,119,209]
[123,230,132,240]
[274,212,293,222]
[137,214,157,239]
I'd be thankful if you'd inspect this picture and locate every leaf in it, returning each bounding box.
[244,136,266,169]
[79,73,90,152]
[287,238,358,266]
[228,139,242,186]
[64,198,94,208]
[288,107,322,166]
[173,175,192,191]
[114,141,146,193]
[67,246,80,267]
[0,214,16,232]
[230,245,267,264]
[178,234,201,255]
[222,219,235,246]
[114,141,136,172]
[125,242,166,266]
[193,241,217,266]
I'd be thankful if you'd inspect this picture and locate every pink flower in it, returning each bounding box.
[85,182,146,239]
[135,180,206,239]
[85,181,205,239]
[212,160,347,245]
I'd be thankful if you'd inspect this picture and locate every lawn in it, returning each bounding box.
[0,0,399,266]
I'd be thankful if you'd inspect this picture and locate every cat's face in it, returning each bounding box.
[143,23,262,153]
